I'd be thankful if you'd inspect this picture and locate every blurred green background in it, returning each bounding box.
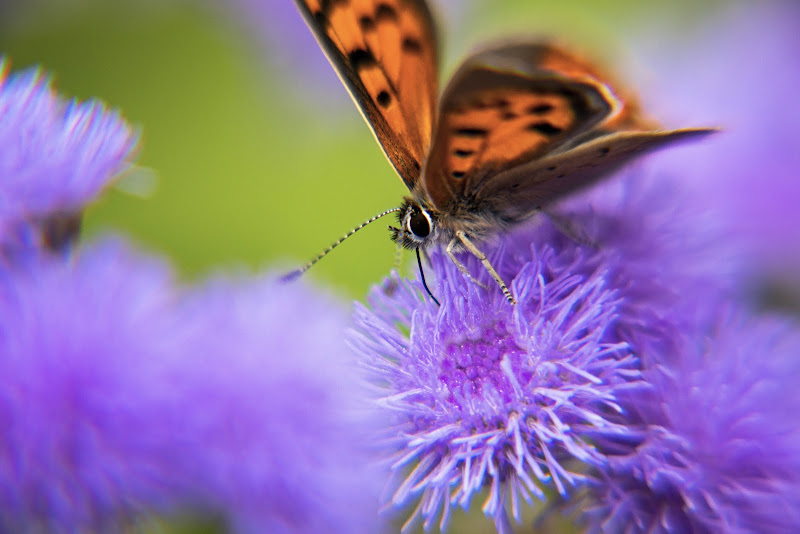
[0,0,731,302]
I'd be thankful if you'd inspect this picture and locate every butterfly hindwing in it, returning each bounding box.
[474,128,717,222]
[421,43,618,210]
[294,0,438,189]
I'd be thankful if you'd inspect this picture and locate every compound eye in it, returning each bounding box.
[407,210,431,238]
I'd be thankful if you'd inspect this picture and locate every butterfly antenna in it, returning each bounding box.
[281,207,402,282]
[416,248,440,306]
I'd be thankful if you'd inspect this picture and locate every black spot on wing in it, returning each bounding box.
[502,111,518,120]
[454,127,489,138]
[526,122,563,136]
[348,48,377,71]
[599,147,611,156]
[453,149,474,157]
[451,171,466,179]
[527,103,554,115]
[375,3,399,22]
[320,0,349,15]
[377,90,392,107]
[358,15,375,31]
[402,37,423,54]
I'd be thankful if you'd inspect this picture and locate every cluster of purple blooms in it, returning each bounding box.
[2,1,800,533]
[0,59,381,533]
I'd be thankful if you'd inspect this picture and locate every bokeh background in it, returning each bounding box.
[0,0,740,301]
[2,1,797,533]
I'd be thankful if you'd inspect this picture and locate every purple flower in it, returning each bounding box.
[0,59,138,254]
[635,2,800,284]
[0,238,383,533]
[174,271,385,534]
[351,232,642,531]
[584,309,800,533]
[350,160,736,531]
[0,239,188,532]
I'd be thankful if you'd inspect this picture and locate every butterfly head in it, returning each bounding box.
[390,198,438,250]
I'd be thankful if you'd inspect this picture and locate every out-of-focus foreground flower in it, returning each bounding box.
[0,59,383,533]
[0,240,383,533]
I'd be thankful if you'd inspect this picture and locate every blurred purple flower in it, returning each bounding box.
[636,1,800,283]
[0,239,188,532]
[0,59,138,254]
[175,272,384,534]
[0,238,383,533]
[584,309,800,533]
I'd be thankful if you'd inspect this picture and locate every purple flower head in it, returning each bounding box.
[584,309,800,533]
[0,58,138,254]
[175,272,385,534]
[351,159,735,531]
[545,171,737,349]
[636,2,800,282]
[0,238,188,532]
[0,237,383,533]
[351,237,642,531]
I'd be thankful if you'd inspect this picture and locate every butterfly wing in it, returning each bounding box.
[474,128,716,222]
[294,0,438,189]
[420,42,625,210]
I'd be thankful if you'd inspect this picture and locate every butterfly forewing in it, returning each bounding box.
[421,43,617,210]
[294,0,438,188]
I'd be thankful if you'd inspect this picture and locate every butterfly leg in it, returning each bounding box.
[454,231,517,305]
[446,237,489,290]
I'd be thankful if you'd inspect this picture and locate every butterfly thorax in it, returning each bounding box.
[390,196,512,252]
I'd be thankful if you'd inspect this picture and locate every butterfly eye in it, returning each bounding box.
[407,210,432,239]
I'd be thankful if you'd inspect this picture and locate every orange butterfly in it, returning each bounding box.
[287,0,714,305]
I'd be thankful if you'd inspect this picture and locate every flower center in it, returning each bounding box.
[438,321,528,406]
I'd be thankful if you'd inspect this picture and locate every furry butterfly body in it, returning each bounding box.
[292,0,714,304]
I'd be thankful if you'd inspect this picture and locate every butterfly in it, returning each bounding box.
[288,0,714,305]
